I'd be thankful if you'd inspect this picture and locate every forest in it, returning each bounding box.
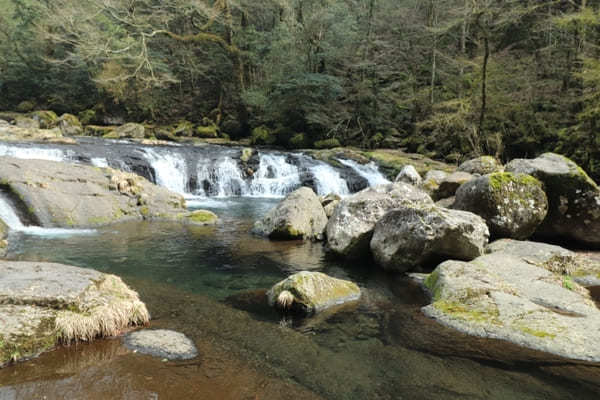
[1,0,600,176]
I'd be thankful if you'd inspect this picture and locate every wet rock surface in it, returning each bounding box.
[123,329,198,360]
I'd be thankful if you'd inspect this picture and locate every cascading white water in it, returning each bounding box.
[338,159,390,187]
[0,195,95,236]
[0,144,68,162]
[249,154,301,197]
[196,156,248,197]
[91,157,109,168]
[310,164,349,196]
[142,148,188,195]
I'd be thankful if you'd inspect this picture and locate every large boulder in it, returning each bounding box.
[319,193,341,218]
[58,113,83,136]
[267,271,361,315]
[454,172,548,239]
[486,239,600,287]
[0,261,149,366]
[29,111,59,129]
[458,156,503,175]
[0,157,186,228]
[395,165,422,186]
[371,204,489,272]
[422,250,600,362]
[106,123,146,139]
[253,187,328,240]
[326,183,433,258]
[14,116,40,130]
[421,170,448,194]
[505,153,600,246]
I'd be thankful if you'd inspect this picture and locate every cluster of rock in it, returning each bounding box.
[255,152,600,361]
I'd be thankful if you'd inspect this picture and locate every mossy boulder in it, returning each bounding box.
[107,123,145,139]
[253,187,328,241]
[85,125,115,137]
[371,204,489,272]
[289,133,308,149]
[458,156,503,175]
[505,153,600,247]
[422,251,600,362]
[179,210,219,226]
[195,123,219,138]
[14,116,40,129]
[29,111,59,129]
[173,120,194,137]
[454,172,548,240]
[314,138,341,149]
[0,261,149,367]
[267,271,361,315]
[77,109,97,125]
[326,183,433,258]
[16,101,35,113]
[58,113,83,136]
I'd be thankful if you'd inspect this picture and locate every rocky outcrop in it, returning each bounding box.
[505,153,600,247]
[58,114,83,136]
[123,330,198,360]
[371,204,489,272]
[326,183,433,258]
[486,239,600,287]
[253,187,328,240]
[458,156,503,175]
[0,157,186,228]
[395,165,422,186]
[0,120,64,142]
[433,171,474,200]
[29,111,59,129]
[0,261,149,367]
[422,249,600,362]
[454,172,548,239]
[267,271,361,315]
[106,123,146,139]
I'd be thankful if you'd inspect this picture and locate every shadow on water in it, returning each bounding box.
[1,198,600,399]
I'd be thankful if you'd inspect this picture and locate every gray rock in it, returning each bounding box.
[326,183,433,258]
[370,204,489,272]
[254,187,328,241]
[14,116,40,130]
[421,170,448,194]
[0,157,186,228]
[58,114,83,136]
[454,172,548,239]
[434,171,474,200]
[458,156,503,175]
[320,193,341,218]
[113,123,146,139]
[435,196,455,208]
[395,165,422,186]
[486,238,600,287]
[267,271,361,315]
[505,153,600,247]
[0,261,149,366]
[124,329,198,360]
[422,251,600,362]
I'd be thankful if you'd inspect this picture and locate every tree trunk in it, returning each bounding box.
[477,35,489,143]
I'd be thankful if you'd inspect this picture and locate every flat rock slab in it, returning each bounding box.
[124,329,198,360]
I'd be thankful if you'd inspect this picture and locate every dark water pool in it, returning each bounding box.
[0,198,599,399]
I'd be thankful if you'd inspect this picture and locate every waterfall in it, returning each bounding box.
[142,148,188,195]
[249,154,301,197]
[196,156,248,197]
[310,164,349,196]
[0,195,95,237]
[91,157,109,168]
[338,159,390,187]
[0,143,68,162]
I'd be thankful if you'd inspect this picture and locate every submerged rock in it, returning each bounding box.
[505,153,600,247]
[267,271,361,315]
[0,157,186,228]
[395,165,422,186]
[124,329,198,360]
[371,204,489,272]
[253,187,328,241]
[327,183,433,258]
[454,172,548,239]
[0,261,149,367]
[179,210,219,226]
[422,250,600,362]
[458,156,503,175]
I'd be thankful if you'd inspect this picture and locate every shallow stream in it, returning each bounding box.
[0,198,599,399]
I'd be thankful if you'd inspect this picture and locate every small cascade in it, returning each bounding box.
[309,164,350,196]
[0,195,95,236]
[142,148,189,195]
[90,157,109,168]
[0,143,68,162]
[338,159,390,187]
[249,153,301,197]
[196,156,248,197]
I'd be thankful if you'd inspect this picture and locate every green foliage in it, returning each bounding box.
[250,126,276,146]
[314,139,341,149]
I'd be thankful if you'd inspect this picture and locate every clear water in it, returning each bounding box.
[0,199,599,400]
